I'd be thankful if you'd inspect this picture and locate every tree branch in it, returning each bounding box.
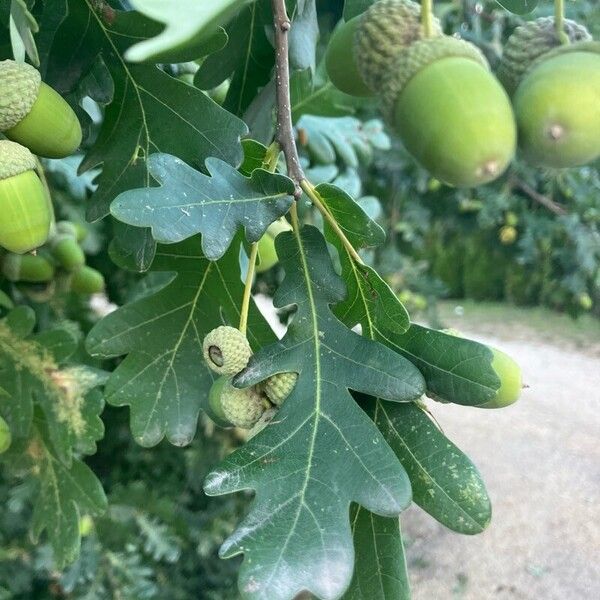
[510,177,567,216]
[271,0,304,197]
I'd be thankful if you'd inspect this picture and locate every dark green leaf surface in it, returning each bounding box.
[494,0,539,15]
[110,154,294,260]
[343,506,410,600]
[373,400,491,534]
[343,0,377,20]
[86,237,275,447]
[204,226,425,600]
[383,325,501,407]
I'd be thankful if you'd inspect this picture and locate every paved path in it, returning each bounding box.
[406,333,600,600]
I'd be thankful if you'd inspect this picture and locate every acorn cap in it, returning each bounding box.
[498,17,592,95]
[0,60,41,132]
[525,39,600,73]
[0,139,37,180]
[220,380,266,429]
[263,372,298,406]
[381,36,488,124]
[355,0,442,93]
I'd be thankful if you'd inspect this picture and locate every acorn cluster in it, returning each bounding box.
[0,60,82,256]
[325,1,600,184]
[202,325,298,429]
[1,219,105,301]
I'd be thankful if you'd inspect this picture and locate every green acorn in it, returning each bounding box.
[215,379,267,429]
[55,220,79,239]
[2,252,55,282]
[478,348,522,409]
[263,372,298,406]
[498,17,592,95]
[70,266,105,294]
[513,42,600,168]
[382,36,516,187]
[50,234,85,271]
[0,60,82,158]
[0,140,51,254]
[202,325,252,376]
[0,416,11,454]
[208,376,230,422]
[255,218,292,273]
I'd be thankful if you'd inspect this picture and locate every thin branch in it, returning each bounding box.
[271,0,304,197]
[511,177,567,216]
[239,242,259,335]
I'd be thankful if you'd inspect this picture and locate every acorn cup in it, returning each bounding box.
[2,252,55,282]
[326,0,442,97]
[380,36,516,187]
[0,140,52,254]
[0,60,82,159]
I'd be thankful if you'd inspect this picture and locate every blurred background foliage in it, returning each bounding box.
[0,1,599,598]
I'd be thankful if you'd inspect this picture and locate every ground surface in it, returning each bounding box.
[405,302,600,600]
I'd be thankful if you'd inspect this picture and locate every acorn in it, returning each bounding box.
[202,326,252,376]
[0,59,82,158]
[263,372,298,406]
[212,378,267,429]
[255,218,291,273]
[2,252,55,282]
[50,234,85,271]
[0,140,51,253]
[498,17,592,95]
[512,42,600,168]
[499,225,517,245]
[381,36,516,187]
[478,348,522,409]
[0,416,11,454]
[70,266,105,294]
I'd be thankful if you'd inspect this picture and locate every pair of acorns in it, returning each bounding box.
[326,0,600,187]
[1,220,105,297]
[0,59,82,255]
[202,326,298,429]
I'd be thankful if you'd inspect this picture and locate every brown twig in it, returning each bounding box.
[271,0,304,197]
[510,177,567,216]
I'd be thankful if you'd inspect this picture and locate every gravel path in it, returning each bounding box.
[406,332,600,600]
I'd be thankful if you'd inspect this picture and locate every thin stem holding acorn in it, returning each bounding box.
[239,242,259,336]
[555,0,569,45]
[421,0,434,38]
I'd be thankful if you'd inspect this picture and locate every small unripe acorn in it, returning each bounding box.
[0,60,82,158]
[513,44,600,169]
[354,0,442,94]
[55,220,79,239]
[50,234,85,271]
[0,416,11,454]
[70,266,105,294]
[2,252,55,282]
[255,219,291,273]
[0,140,51,254]
[219,379,267,429]
[326,16,375,97]
[263,372,298,406]
[478,348,522,409]
[383,37,516,187]
[498,17,592,95]
[499,225,517,245]
[202,325,252,376]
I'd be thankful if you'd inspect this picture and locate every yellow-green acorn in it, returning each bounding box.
[255,218,291,273]
[202,325,252,376]
[0,416,11,454]
[70,266,105,294]
[208,376,230,422]
[0,60,82,158]
[2,252,55,282]
[513,42,600,169]
[382,36,516,187]
[50,234,85,271]
[498,17,592,95]
[0,140,51,254]
[218,379,267,429]
[479,348,522,409]
[263,372,298,406]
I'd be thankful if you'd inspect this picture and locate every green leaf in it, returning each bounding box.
[382,325,501,407]
[343,0,377,20]
[43,1,248,267]
[124,0,254,62]
[494,0,539,15]
[9,0,39,65]
[0,307,105,463]
[110,154,295,260]
[30,421,107,568]
[86,237,275,447]
[343,507,410,600]
[196,0,274,117]
[373,400,491,534]
[204,226,425,600]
